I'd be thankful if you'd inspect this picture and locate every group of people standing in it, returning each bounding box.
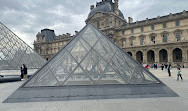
[21,64,28,80]
[145,63,183,81]
[161,64,183,81]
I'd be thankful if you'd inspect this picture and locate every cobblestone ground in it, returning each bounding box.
[0,68,188,111]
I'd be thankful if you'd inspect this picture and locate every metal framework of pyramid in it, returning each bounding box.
[4,23,178,103]
[0,22,46,70]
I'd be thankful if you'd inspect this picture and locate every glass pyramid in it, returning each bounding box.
[24,23,160,87]
[0,22,46,70]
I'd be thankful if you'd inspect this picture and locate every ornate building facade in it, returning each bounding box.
[34,0,188,67]
[33,29,76,60]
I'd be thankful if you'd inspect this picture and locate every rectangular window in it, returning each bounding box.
[176,32,181,41]
[151,25,155,30]
[151,36,155,44]
[141,27,144,33]
[97,21,100,29]
[131,29,134,34]
[176,20,180,26]
[130,39,134,46]
[163,23,166,28]
[163,34,167,42]
[119,20,121,26]
[140,38,144,45]
[122,30,125,35]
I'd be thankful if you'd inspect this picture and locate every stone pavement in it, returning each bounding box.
[0,68,188,111]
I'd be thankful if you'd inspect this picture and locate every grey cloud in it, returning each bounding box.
[0,0,188,47]
[120,0,188,21]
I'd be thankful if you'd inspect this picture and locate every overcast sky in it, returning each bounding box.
[0,0,188,47]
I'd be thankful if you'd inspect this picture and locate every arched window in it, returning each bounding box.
[147,50,155,63]
[159,49,168,62]
[136,51,143,63]
[173,48,182,62]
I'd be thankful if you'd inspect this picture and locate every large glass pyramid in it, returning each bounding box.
[0,22,46,70]
[24,23,160,87]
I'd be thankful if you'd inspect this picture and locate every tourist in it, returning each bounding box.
[161,64,164,71]
[154,64,156,69]
[177,67,183,81]
[167,64,172,77]
[165,64,168,71]
[20,65,24,80]
[23,64,28,80]
[156,64,158,69]
[145,64,150,70]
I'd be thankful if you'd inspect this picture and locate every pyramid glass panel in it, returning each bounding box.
[52,53,78,85]
[25,65,60,87]
[23,23,161,87]
[70,40,90,63]
[63,65,94,85]
[97,65,125,85]
[80,49,108,82]
[93,38,114,63]
[81,27,100,47]
[0,22,46,70]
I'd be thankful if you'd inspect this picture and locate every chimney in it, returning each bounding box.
[90,5,94,11]
[75,31,79,35]
[114,0,119,15]
[66,33,71,36]
[128,17,133,23]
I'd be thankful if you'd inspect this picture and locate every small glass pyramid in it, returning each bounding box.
[24,23,160,87]
[0,22,46,70]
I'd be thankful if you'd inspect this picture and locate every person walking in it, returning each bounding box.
[177,67,183,81]
[167,64,172,77]
[23,64,28,80]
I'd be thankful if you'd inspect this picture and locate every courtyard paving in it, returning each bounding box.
[0,68,188,111]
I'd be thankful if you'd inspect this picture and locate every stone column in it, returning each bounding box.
[132,50,136,60]
[167,47,173,63]
[155,48,160,63]
[182,46,187,62]
[143,49,147,64]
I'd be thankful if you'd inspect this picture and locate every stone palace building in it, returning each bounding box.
[34,0,188,67]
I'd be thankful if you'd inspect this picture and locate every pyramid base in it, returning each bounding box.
[3,83,178,103]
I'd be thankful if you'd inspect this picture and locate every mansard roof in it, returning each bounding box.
[88,0,124,19]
